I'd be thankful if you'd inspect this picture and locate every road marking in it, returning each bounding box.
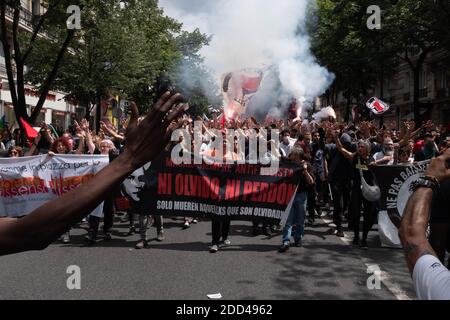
[320,217,413,300]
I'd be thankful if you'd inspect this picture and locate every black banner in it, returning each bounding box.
[126,152,303,223]
[371,161,429,227]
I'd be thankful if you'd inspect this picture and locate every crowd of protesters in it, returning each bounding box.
[0,110,449,264]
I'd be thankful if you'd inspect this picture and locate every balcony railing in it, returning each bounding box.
[436,88,450,99]
[419,88,428,98]
[0,62,5,76]
[0,61,17,78]
[4,5,57,39]
[5,5,34,30]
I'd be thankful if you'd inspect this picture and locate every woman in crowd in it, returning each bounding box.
[8,146,23,158]
[1,128,14,150]
[332,131,376,249]
[85,139,118,245]
[208,136,237,253]
[48,137,75,243]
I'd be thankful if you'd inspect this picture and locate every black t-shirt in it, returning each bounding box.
[325,143,353,183]
[430,180,450,224]
[296,162,315,194]
[352,154,373,189]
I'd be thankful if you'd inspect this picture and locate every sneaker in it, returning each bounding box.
[84,234,95,245]
[156,231,165,242]
[223,239,231,246]
[294,240,302,247]
[135,240,148,249]
[262,226,272,236]
[127,227,135,236]
[182,221,190,229]
[62,232,70,244]
[104,232,112,241]
[360,239,368,250]
[352,236,360,245]
[192,219,198,224]
[271,224,280,231]
[278,243,290,253]
[336,229,345,238]
[210,244,219,253]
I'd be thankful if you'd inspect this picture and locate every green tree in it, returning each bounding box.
[167,29,221,118]
[0,0,79,128]
[311,0,450,123]
[382,0,450,122]
[25,0,218,128]
[25,0,182,129]
[310,0,396,121]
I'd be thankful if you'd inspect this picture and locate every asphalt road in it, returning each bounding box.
[0,214,417,300]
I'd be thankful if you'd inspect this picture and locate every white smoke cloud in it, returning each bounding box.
[312,106,337,122]
[159,0,334,118]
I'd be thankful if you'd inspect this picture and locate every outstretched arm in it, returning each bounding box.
[399,149,450,274]
[0,92,184,256]
[100,121,125,143]
[332,131,354,162]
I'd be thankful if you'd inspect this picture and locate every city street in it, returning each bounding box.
[0,0,448,303]
[0,214,416,300]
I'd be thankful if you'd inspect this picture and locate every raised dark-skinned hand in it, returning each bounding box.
[123,92,186,169]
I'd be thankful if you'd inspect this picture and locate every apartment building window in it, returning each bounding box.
[30,106,46,124]
[419,69,428,98]
[20,0,31,11]
[435,70,449,98]
[419,69,427,89]
[0,42,5,65]
[32,0,41,16]
[436,70,449,89]
[52,111,66,130]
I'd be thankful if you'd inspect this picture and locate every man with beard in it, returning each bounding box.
[371,138,395,165]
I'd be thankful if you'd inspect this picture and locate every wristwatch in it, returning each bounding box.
[409,176,440,193]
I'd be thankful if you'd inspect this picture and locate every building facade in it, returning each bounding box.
[0,1,86,130]
[318,48,450,128]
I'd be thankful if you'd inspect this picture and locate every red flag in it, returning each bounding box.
[20,117,39,142]
[373,101,384,113]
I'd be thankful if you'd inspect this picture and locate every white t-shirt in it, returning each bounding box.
[280,138,296,157]
[372,151,394,165]
[413,255,450,300]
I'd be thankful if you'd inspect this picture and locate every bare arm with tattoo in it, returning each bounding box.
[399,150,450,300]
[399,188,437,273]
[400,150,450,272]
